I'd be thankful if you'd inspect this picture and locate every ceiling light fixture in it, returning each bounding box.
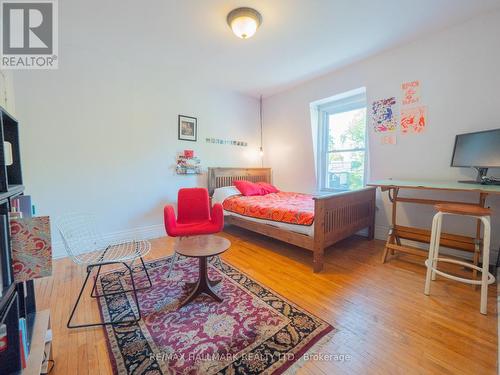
[226,7,262,39]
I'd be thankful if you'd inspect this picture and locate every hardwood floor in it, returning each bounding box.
[35,227,498,374]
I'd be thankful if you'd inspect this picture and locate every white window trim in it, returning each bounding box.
[316,91,367,192]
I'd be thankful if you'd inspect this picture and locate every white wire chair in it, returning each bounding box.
[57,213,152,329]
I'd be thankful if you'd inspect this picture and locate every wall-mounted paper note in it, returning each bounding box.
[402,80,420,106]
[10,216,52,282]
[372,97,397,133]
[381,135,397,145]
[401,106,427,134]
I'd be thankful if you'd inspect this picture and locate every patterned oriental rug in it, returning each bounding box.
[97,256,335,374]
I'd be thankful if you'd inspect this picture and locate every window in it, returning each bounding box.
[316,90,367,191]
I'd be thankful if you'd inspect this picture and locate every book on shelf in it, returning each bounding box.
[10,195,33,218]
[19,330,25,369]
[0,323,7,353]
[19,318,28,368]
[0,215,11,294]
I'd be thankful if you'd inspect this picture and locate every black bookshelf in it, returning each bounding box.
[0,108,22,192]
[0,106,33,375]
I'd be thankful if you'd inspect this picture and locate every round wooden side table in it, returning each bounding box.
[174,235,230,307]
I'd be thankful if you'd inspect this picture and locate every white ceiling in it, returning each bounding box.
[63,0,500,97]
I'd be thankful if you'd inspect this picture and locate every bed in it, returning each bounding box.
[208,167,376,272]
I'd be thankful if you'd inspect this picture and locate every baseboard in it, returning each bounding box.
[52,224,165,259]
[374,224,390,242]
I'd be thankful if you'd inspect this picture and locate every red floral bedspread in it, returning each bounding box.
[223,192,314,226]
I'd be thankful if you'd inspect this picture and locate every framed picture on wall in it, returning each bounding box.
[178,115,197,142]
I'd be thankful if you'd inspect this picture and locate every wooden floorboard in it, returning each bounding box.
[35,227,497,374]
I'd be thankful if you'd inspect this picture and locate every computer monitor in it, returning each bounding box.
[451,128,500,183]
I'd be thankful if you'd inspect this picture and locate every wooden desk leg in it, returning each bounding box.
[382,227,394,263]
[472,193,487,287]
[382,187,399,263]
[391,188,400,255]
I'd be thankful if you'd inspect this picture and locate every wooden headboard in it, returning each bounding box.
[208,167,272,195]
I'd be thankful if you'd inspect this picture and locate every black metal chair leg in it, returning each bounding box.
[90,264,103,298]
[67,262,144,329]
[123,262,142,320]
[67,267,93,329]
[91,257,152,298]
[139,256,153,288]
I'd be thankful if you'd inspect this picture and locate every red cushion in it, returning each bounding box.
[163,203,224,237]
[234,180,264,196]
[166,220,222,236]
[256,182,279,194]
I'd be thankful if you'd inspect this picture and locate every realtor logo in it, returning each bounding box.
[1,0,58,69]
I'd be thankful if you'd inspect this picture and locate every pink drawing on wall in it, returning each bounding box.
[372,97,397,133]
[402,80,420,105]
[401,106,427,134]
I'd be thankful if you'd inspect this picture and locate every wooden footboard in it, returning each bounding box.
[312,187,376,272]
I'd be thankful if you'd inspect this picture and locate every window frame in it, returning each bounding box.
[317,92,368,192]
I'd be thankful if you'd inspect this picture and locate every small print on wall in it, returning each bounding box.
[178,115,197,142]
[381,135,397,145]
[372,97,397,133]
[401,80,420,106]
[401,106,427,134]
[205,138,248,147]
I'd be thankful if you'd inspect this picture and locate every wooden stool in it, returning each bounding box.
[424,203,495,315]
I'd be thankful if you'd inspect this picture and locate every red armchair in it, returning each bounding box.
[164,188,224,277]
[164,188,224,237]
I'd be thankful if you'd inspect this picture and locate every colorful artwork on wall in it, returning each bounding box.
[402,80,420,106]
[176,150,201,175]
[372,97,397,133]
[401,106,427,134]
[10,216,52,282]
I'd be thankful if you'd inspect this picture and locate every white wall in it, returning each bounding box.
[0,70,16,114]
[263,11,500,258]
[12,48,260,258]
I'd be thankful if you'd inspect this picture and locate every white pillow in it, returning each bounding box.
[212,186,241,205]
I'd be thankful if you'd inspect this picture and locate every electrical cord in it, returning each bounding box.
[41,349,55,374]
